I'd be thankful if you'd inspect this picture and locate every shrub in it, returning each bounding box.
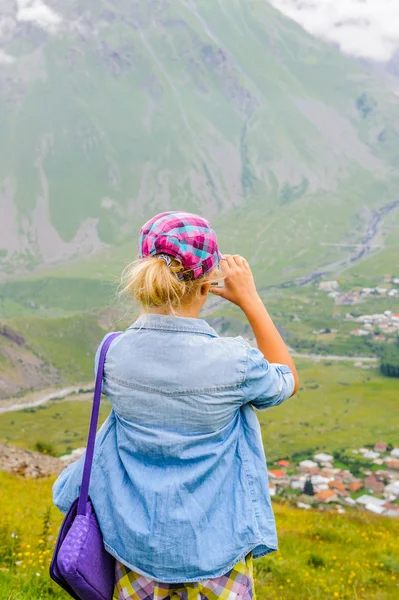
[307,553,325,569]
[33,441,56,456]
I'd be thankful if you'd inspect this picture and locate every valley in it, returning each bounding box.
[1,358,397,465]
[0,1,399,598]
[297,199,399,286]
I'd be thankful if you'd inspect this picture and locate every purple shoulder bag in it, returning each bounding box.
[50,332,122,600]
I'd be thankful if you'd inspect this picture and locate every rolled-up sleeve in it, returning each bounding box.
[242,347,295,410]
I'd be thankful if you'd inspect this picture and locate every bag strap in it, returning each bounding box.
[77,332,122,515]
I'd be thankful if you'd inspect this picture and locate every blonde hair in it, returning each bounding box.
[119,255,223,312]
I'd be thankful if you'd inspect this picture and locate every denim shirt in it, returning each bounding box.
[53,314,295,583]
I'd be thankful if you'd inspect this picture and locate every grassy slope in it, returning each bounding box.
[1,360,397,460]
[0,313,107,398]
[13,313,106,381]
[1,472,398,600]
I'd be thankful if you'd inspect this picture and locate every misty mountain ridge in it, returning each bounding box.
[0,0,399,283]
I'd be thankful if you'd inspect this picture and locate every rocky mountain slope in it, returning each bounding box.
[0,0,399,280]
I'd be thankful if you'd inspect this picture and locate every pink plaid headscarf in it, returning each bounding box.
[139,211,222,279]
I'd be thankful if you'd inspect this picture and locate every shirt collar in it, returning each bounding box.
[128,314,219,337]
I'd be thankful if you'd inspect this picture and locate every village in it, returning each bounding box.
[316,277,399,341]
[318,275,399,305]
[268,442,399,518]
[348,310,399,339]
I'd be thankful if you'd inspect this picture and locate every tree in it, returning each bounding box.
[304,478,315,496]
[381,337,399,378]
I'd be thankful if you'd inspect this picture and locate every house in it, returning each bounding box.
[268,469,285,479]
[386,471,399,483]
[363,450,380,460]
[313,484,329,493]
[268,470,290,487]
[269,484,276,496]
[383,502,399,512]
[341,471,357,484]
[276,460,291,468]
[390,448,399,459]
[385,459,399,471]
[356,495,386,507]
[328,481,349,497]
[315,490,338,504]
[314,453,334,464]
[290,480,305,491]
[311,475,331,486]
[383,481,399,500]
[320,467,340,479]
[365,503,386,515]
[364,475,385,494]
[348,481,363,493]
[344,497,357,506]
[374,442,388,453]
[319,281,338,292]
[299,460,318,471]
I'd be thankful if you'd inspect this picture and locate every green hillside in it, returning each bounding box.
[1,0,399,285]
[1,270,398,401]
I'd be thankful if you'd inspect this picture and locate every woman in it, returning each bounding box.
[53,211,299,599]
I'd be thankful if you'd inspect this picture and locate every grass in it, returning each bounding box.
[3,312,108,384]
[0,472,67,599]
[257,500,399,599]
[0,278,118,317]
[258,360,399,462]
[1,471,399,599]
[0,398,111,457]
[0,360,398,462]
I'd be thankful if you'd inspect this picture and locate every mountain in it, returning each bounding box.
[0,0,399,284]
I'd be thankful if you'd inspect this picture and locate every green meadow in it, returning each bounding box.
[1,472,399,600]
[1,360,397,462]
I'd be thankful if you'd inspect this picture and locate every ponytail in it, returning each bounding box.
[120,256,202,311]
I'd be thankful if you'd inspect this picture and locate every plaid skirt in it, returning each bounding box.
[113,553,256,600]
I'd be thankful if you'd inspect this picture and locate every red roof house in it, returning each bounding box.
[276,460,291,468]
[315,490,338,503]
[268,470,286,479]
[328,481,349,496]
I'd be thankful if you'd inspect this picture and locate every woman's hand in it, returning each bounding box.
[210,255,299,394]
[209,255,260,310]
